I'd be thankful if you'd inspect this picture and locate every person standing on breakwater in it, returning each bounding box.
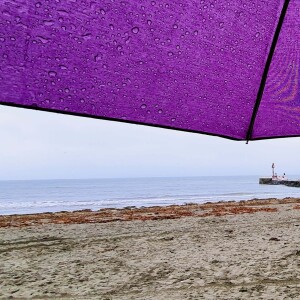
[271,164,287,181]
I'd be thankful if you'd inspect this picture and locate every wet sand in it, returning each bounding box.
[1,198,300,299]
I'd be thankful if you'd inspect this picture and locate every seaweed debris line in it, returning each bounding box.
[259,163,300,187]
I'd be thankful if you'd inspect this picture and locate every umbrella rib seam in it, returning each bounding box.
[246,0,291,142]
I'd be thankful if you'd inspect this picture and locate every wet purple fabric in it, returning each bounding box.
[0,0,296,140]
[254,0,300,139]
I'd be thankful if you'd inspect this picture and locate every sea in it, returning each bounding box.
[1,176,300,215]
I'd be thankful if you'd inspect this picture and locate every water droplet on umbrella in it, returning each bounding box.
[59,65,67,70]
[48,71,57,77]
[219,22,224,28]
[43,20,54,26]
[93,54,102,62]
[193,30,198,36]
[100,9,106,15]
[255,32,260,38]
[147,20,152,25]
[125,36,132,44]
[35,2,41,8]
[168,51,174,56]
[171,118,176,122]
[37,36,49,44]
[82,33,92,41]
[173,24,178,29]
[158,109,162,114]
[141,104,146,109]
[131,27,139,34]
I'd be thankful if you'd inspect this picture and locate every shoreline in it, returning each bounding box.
[1,197,300,299]
[1,197,300,228]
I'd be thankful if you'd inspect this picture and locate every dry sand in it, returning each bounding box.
[1,198,300,299]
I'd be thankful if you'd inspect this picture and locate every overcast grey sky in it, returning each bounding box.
[0,105,299,180]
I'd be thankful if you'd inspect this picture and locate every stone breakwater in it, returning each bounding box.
[259,178,300,187]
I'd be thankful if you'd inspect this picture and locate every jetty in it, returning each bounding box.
[259,163,300,187]
[259,177,300,187]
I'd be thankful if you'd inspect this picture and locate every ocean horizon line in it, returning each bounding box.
[0,174,272,182]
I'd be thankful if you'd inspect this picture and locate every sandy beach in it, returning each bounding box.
[1,198,300,299]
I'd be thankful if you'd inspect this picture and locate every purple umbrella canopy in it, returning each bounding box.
[0,0,298,141]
